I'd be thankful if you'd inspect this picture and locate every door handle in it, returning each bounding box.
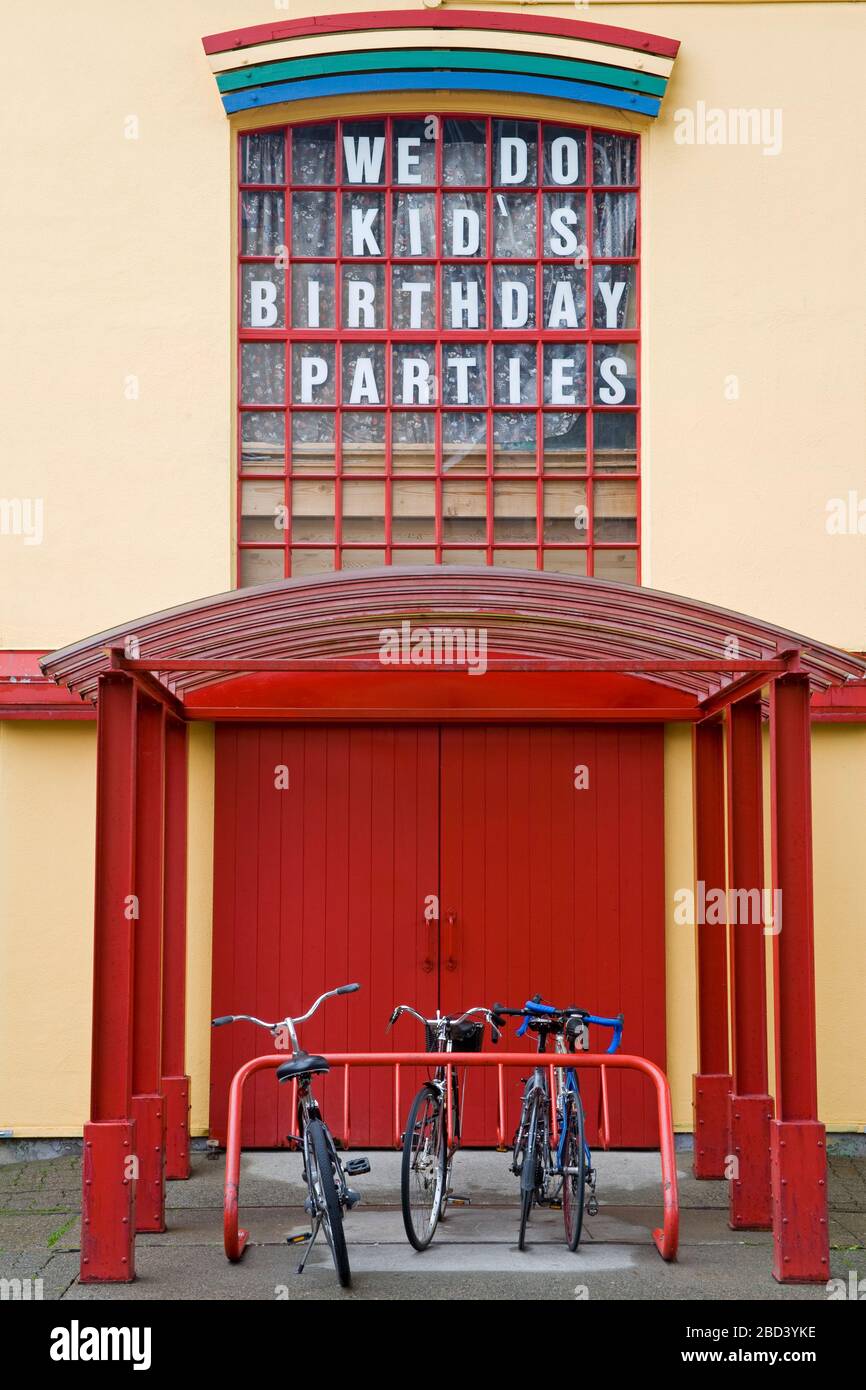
[445,911,458,972]
[421,902,437,973]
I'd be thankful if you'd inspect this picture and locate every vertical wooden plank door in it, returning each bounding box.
[439,725,666,1147]
[210,720,666,1149]
[210,724,439,1147]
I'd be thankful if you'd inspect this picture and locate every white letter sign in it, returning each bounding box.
[250,280,278,327]
[351,206,380,256]
[397,137,422,184]
[401,358,432,405]
[301,356,328,403]
[451,209,480,256]
[500,137,528,184]
[343,136,385,183]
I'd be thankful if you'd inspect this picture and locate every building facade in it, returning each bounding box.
[0,0,864,1280]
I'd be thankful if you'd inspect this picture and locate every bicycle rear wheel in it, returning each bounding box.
[401,1084,447,1251]
[306,1118,351,1287]
[561,1087,587,1251]
[518,1092,543,1252]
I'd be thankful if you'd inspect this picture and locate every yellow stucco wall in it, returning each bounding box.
[812,725,866,1130]
[0,1,863,646]
[0,3,863,1138]
[0,723,96,1135]
[663,724,697,1130]
[186,724,215,1137]
[0,721,216,1137]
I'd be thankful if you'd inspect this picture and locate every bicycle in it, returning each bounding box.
[493,995,623,1251]
[387,1003,502,1251]
[212,982,370,1288]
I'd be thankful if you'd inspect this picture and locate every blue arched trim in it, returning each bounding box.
[221,69,660,117]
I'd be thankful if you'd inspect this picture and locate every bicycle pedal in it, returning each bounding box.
[344,1186,362,1210]
[287,1231,312,1245]
[344,1157,371,1176]
[587,1195,599,1217]
[549,1198,562,1209]
[447,1192,471,1205]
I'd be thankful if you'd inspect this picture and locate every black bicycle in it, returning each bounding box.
[388,1004,502,1251]
[213,983,370,1288]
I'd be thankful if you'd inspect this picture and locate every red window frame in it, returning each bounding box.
[237,114,640,583]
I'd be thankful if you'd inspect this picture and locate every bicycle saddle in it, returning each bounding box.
[276,1052,330,1081]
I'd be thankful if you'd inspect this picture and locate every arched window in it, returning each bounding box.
[237,115,638,583]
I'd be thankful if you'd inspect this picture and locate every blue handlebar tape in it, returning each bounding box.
[516,1001,623,1052]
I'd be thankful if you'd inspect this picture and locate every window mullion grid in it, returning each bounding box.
[235,129,244,588]
[240,117,638,581]
[534,119,543,569]
[434,118,446,562]
[634,129,642,582]
[384,115,394,563]
[283,125,291,576]
[485,115,494,563]
[333,116,345,570]
[535,119,544,570]
[586,125,595,576]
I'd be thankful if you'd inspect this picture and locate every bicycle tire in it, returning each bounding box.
[401,1084,447,1251]
[561,1086,586,1251]
[306,1117,351,1287]
[518,1091,542,1251]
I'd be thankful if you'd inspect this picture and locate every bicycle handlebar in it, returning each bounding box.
[387,1004,502,1044]
[493,997,624,1053]
[211,983,361,1034]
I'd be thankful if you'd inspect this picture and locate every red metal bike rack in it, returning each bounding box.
[222,1051,679,1264]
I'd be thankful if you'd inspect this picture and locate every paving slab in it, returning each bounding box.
[60,1239,853,1302]
[0,1248,80,1300]
[0,1211,78,1252]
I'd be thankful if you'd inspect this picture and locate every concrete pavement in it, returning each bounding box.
[1,1147,863,1301]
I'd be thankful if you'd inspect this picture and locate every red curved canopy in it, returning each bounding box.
[40,569,864,717]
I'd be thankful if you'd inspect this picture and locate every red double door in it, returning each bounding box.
[210,723,665,1149]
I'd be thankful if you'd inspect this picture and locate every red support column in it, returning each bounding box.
[131,696,167,1233]
[725,696,774,1229]
[768,674,829,1283]
[692,719,732,1178]
[162,715,191,1180]
[81,673,137,1283]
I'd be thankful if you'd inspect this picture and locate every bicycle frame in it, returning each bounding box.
[294,1077,353,1208]
[512,1000,622,1207]
[213,981,365,1277]
[388,1004,496,1156]
[515,1029,573,1197]
[552,1043,591,1186]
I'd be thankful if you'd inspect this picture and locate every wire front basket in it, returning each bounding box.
[424,1019,485,1053]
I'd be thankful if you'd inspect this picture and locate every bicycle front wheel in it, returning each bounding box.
[306,1117,351,1287]
[401,1084,447,1251]
[518,1091,543,1252]
[561,1087,587,1251]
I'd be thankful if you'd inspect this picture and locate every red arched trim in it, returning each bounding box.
[203,11,680,61]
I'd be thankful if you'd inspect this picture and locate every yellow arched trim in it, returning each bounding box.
[229,89,646,135]
[208,28,674,80]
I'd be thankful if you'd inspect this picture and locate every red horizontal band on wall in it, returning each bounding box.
[202,9,680,60]
[0,650,93,719]
[811,681,866,721]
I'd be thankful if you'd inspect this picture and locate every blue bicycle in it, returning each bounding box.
[493,996,623,1250]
